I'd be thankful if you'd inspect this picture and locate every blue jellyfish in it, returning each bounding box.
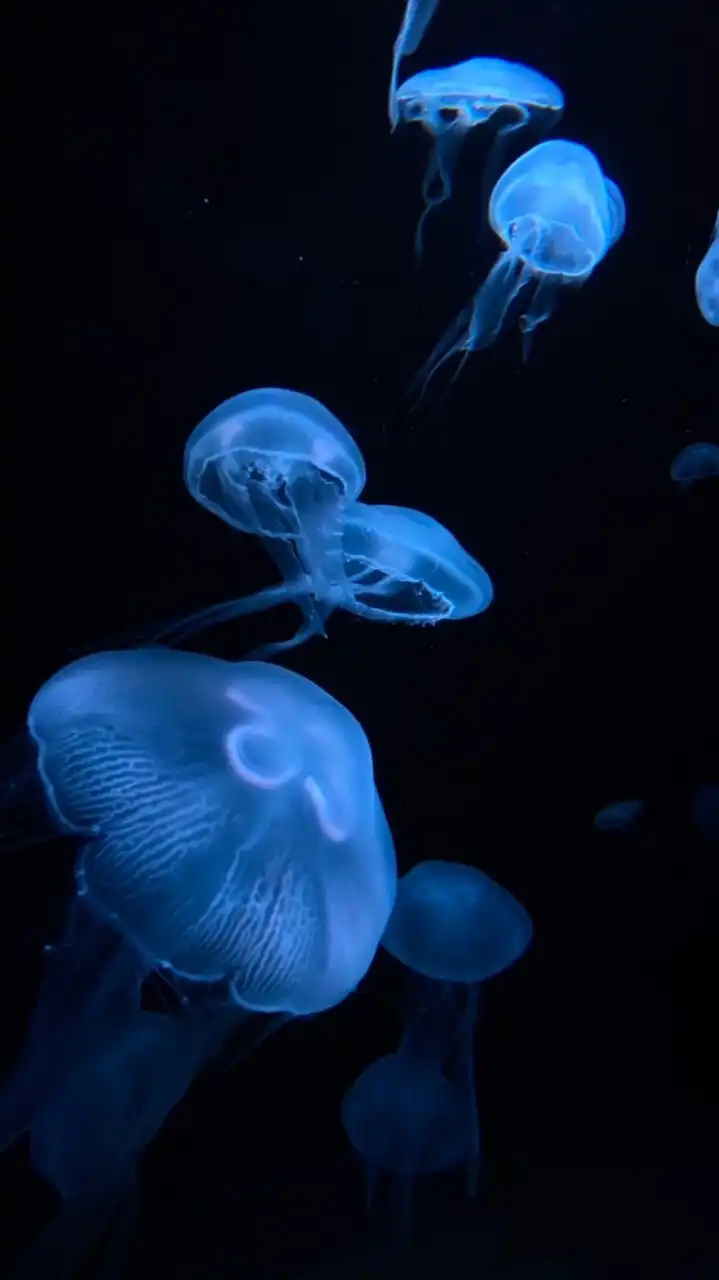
[593,798,645,833]
[396,57,563,256]
[381,859,533,1196]
[670,442,719,489]
[691,784,719,840]
[0,648,396,1150]
[695,212,719,326]
[388,0,440,128]
[341,1051,469,1246]
[138,501,494,656]
[412,138,626,392]
[185,387,367,650]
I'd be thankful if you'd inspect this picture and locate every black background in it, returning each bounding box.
[2,0,718,1275]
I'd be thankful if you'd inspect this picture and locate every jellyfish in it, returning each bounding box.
[14,1004,229,1280]
[184,387,367,650]
[396,57,564,257]
[691,784,719,840]
[593,798,645,833]
[340,1050,469,1245]
[137,500,494,657]
[380,859,533,1195]
[695,211,719,326]
[412,138,626,393]
[670,442,719,489]
[388,0,441,129]
[0,648,396,1150]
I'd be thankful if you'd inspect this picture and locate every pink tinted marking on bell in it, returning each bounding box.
[304,776,348,842]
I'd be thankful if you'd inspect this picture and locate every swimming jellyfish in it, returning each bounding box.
[396,57,563,256]
[412,138,626,392]
[139,500,494,656]
[184,387,367,650]
[691,783,719,840]
[388,0,441,128]
[670,442,719,489]
[381,859,533,1195]
[695,211,719,326]
[593,798,645,833]
[0,648,396,1149]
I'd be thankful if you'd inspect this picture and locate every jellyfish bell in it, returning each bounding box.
[670,441,719,489]
[387,0,441,129]
[396,57,564,256]
[695,211,719,326]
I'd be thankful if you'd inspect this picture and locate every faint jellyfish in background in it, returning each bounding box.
[0,648,396,1152]
[691,784,719,839]
[380,860,533,1198]
[411,138,626,396]
[388,0,441,128]
[695,211,719,326]
[593,798,645,833]
[670,442,719,490]
[185,387,367,651]
[139,500,494,657]
[396,57,564,257]
[341,1051,469,1247]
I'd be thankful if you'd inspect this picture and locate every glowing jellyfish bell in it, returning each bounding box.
[670,441,719,489]
[388,0,441,128]
[381,859,533,1194]
[412,138,626,395]
[695,211,719,326]
[185,387,367,649]
[0,648,396,1150]
[396,57,564,257]
[143,500,494,657]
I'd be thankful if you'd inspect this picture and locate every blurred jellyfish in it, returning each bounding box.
[0,648,396,1150]
[695,211,719,326]
[341,1051,468,1244]
[396,57,563,257]
[412,138,626,394]
[593,798,645,833]
[691,783,719,840]
[381,860,533,1195]
[140,501,493,657]
[388,0,441,128]
[15,1004,230,1280]
[185,387,366,650]
[670,442,719,490]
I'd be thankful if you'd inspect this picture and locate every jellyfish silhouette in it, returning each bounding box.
[341,1050,469,1246]
[695,211,719,326]
[136,501,493,657]
[691,784,719,840]
[670,442,719,489]
[185,387,366,651]
[388,0,440,128]
[411,138,626,395]
[0,648,396,1152]
[396,57,563,257]
[593,798,645,833]
[380,859,533,1196]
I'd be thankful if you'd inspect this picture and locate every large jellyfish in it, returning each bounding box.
[695,211,719,326]
[0,648,396,1151]
[670,442,719,489]
[380,860,533,1195]
[184,387,367,650]
[412,138,626,393]
[138,501,494,656]
[396,57,564,257]
[388,0,441,128]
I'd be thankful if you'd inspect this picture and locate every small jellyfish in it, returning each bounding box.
[670,442,719,490]
[593,798,645,833]
[388,0,441,128]
[695,211,719,326]
[412,138,626,393]
[381,860,533,1195]
[140,500,493,656]
[396,57,563,257]
[340,1051,468,1245]
[185,387,367,650]
[691,784,719,840]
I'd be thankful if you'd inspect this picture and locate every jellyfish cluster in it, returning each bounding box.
[2,0,716,1274]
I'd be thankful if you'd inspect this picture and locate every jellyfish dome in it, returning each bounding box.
[381,859,533,983]
[27,646,397,1016]
[670,442,719,488]
[695,211,719,326]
